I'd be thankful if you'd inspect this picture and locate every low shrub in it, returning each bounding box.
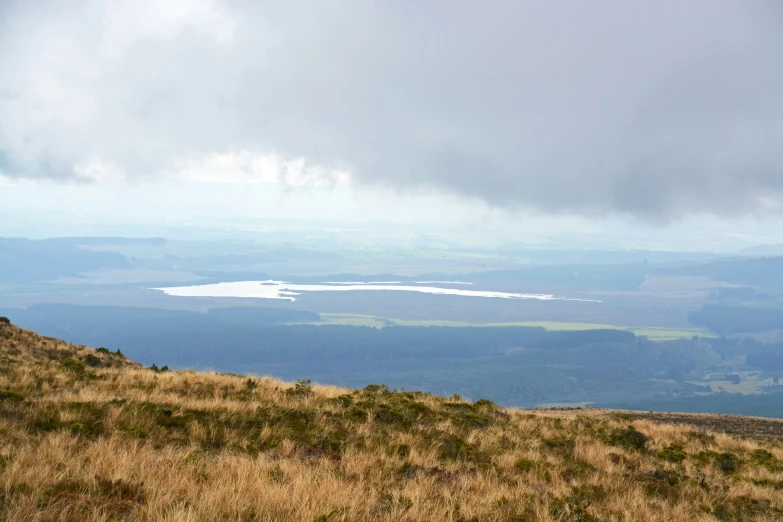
[657,443,687,463]
[513,458,537,473]
[83,354,102,367]
[750,449,782,472]
[695,451,739,473]
[607,426,648,451]
[542,436,575,454]
[0,390,25,402]
[438,434,490,467]
[61,356,85,374]
[286,379,314,398]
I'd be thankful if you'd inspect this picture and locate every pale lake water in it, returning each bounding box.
[154,280,600,303]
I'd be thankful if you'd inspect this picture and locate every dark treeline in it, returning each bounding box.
[4,304,637,368]
[205,306,320,324]
[3,303,783,411]
[677,256,783,289]
[747,352,783,371]
[0,238,129,283]
[3,304,557,364]
[689,304,783,335]
[603,391,783,419]
[693,336,783,373]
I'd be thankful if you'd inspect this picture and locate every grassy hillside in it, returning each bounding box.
[1,320,783,521]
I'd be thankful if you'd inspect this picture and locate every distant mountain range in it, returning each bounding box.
[740,244,783,256]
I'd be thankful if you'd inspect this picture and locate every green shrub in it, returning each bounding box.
[686,430,716,445]
[329,394,353,407]
[0,455,12,471]
[269,464,287,483]
[513,458,537,473]
[375,493,413,514]
[394,444,411,459]
[120,425,151,439]
[560,458,598,481]
[438,434,490,467]
[542,436,575,454]
[695,451,739,473]
[710,496,772,521]
[312,428,348,455]
[442,402,495,429]
[0,390,25,402]
[373,404,411,428]
[657,443,687,463]
[474,398,495,408]
[346,406,368,422]
[61,356,85,374]
[29,412,63,433]
[717,453,738,473]
[286,379,314,398]
[607,426,648,451]
[83,354,102,367]
[751,449,782,472]
[750,478,783,490]
[550,485,604,522]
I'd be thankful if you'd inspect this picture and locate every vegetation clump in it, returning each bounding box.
[550,485,605,522]
[513,457,537,473]
[606,425,649,451]
[285,378,314,398]
[542,435,576,454]
[656,442,687,463]
[751,449,783,472]
[0,390,25,402]
[695,451,740,473]
[438,433,489,466]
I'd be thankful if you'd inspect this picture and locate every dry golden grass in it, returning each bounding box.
[1,320,783,522]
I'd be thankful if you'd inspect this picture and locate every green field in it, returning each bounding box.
[689,378,777,395]
[627,326,718,340]
[303,313,717,340]
[303,313,393,328]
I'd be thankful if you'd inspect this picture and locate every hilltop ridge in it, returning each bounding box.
[1,320,782,521]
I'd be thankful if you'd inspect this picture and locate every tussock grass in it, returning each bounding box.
[1,321,782,521]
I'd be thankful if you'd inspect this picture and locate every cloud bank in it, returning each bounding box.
[1,0,782,218]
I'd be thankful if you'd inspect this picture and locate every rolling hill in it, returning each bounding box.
[1,319,782,521]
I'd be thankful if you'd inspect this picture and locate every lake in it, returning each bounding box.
[154,280,599,302]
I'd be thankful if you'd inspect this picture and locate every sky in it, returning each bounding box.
[1,0,782,249]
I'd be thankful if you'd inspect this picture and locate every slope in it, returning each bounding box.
[1,319,782,521]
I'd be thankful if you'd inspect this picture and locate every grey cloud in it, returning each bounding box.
[0,0,782,219]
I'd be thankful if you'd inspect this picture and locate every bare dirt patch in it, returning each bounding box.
[625,411,783,441]
[534,407,783,441]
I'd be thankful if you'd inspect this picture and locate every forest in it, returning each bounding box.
[3,303,781,413]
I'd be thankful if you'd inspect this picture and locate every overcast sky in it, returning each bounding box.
[1,0,782,244]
